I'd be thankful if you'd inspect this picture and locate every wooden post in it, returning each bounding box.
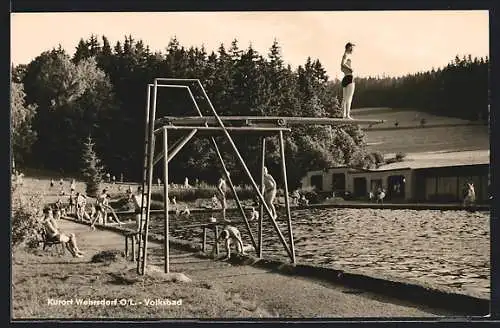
[125,235,129,259]
[139,82,157,275]
[279,130,296,264]
[259,137,266,258]
[215,225,219,256]
[163,127,170,274]
[202,227,207,252]
[131,235,136,263]
[138,83,151,274]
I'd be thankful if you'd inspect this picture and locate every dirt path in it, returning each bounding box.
[53,219,452,318]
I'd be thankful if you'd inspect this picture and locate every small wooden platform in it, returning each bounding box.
[124,223,223,262]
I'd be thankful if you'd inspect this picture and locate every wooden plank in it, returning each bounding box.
[162,126,291,132]
[156,116,384,127]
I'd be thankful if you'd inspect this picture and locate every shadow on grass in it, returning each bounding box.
[34,261,91,265]
[106,272,140,285]
[169,259,215,265]
[206,271,275,279]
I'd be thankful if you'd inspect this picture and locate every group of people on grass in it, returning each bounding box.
[49,182,125,234]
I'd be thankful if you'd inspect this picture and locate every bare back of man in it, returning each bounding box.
[263,167,277,219]
[212,225,245,260]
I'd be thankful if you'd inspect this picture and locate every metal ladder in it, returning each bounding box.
[136,86,156,275]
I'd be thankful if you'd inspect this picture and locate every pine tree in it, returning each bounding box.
[81,135,104,197]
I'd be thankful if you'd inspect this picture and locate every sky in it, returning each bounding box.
[11,11,489,79]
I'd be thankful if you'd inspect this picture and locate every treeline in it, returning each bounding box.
[11,35,367,188]
[11,34,488,188]
[352,55,489,120]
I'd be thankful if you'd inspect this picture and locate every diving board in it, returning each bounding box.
[155,116,385,128]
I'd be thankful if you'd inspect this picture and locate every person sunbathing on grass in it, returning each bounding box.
[42,207,84,258]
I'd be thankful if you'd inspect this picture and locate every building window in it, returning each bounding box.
[370,179,382,193]
[424,177,437,201]
[353,177,367,198]
[437,176,458,202]
[310,175,323,191]
[332,173,346,192]
[387,175,406,200]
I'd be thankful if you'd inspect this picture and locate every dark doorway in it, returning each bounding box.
[387,175,406,200]
[353,177,367,198]
[310,175,323,191]
[332,173,346,193]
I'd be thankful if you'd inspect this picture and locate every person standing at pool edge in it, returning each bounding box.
[217,174,228,221]
[340,42,356,119]
[263,167,278,220]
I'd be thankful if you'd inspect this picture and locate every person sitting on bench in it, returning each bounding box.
[42,207,84,258]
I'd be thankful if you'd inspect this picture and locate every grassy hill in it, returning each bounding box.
[352,108,489,155]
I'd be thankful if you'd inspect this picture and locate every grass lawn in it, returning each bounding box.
[351,108,489,154]
[12,175,275,319]
[12,248,274,319]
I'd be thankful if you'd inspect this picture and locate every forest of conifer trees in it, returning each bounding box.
[11,34,489,188]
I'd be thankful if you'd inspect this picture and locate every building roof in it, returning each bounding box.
[375,149,490,171]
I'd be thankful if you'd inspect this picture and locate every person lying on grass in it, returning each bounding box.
[42,207,85,258]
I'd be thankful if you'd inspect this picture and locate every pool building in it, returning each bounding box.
[300,150,490,204]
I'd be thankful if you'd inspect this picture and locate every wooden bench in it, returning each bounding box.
[123,223,224,262]
[182,223,220,256]
[40,230,66,254]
